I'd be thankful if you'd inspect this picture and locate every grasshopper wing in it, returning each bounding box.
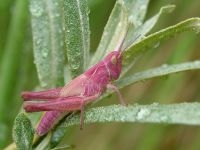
[59,74,89,97]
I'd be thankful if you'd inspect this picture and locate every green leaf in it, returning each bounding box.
[34,133,51,150]
[90,0,150,66]
[123,18,200,67]
[124,5,175,51]
[90,0,129,65]
[121,5,175,76]
[50,127,67,148]
[125,0,149,26]
[30,0,65,88]
[63,0,90,77]
[13,113,34,150]
[117,60,200,88]
[59,103,200,127]
[122,0,150,49]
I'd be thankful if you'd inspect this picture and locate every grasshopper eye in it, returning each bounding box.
[111,55,117,64]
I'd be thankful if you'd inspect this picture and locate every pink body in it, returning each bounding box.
[22,51,125,135]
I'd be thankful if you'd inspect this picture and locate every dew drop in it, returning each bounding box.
[192,27,200,34]
[104,32,108,36]
[136,108,151,120]
[66,41,70,45]
[41,82,47,88]
[133,103,139,107]
[160,115,170,122]
[118,22,122,27]
[55,13,60,17]
[119,115,126,122]
[42,51,48,58]
[128,15,135,22]
[153,42,160,48]
[118,0,124,5]
[36,39,42,45]
[140,5,146,11]
[30,6,43,17]
[161,64,168,68]
[193,60,200,66]
[152,102,159,107]
[54,2,59,6]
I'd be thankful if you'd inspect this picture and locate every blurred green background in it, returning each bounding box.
[0,0,200,149]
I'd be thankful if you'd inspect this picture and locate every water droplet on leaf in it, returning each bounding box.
[153,42,160,48]
[30,7,43,17]
[140,5,146,11]
[136,108,151,120]
[152,102,159,106]
[42,51,48,58]
[160,115,170,122]
[161,64,168,68]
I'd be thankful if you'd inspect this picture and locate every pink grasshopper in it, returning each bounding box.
[22,34,129,136]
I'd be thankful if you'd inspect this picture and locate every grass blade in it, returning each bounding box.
[121,5,175,76]
[123,18,200,67]
[90,0,129,65]
[117,60,200,88]
[30,0,65,88]
[60,103,200,127]
[124,5,175,51]
[125,0,149,26]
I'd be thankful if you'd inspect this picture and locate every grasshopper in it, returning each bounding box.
[21,32,131,136]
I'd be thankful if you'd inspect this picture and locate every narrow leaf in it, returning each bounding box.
[121,5,175,76]
[123,18,200,67]
[117,60,200,88]
[60,103,200,127]
[34,133,51,150]
[30,0,65,88]
[94,60,200,103]
[125,0,149,27]
[90,0,129,65]
[63,0,90,77]
[13,113,34,150]
[124,5,175,50]
[90,0,150,66]
[50,127,67,148]
[123,0,150,49]
[50,145,74,150]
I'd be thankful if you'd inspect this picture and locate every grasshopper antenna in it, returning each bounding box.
[115,25,130,53]
[116,25,141,54]
[121,33,141,52]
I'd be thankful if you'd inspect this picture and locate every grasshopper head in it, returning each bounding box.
[104,51,122,80]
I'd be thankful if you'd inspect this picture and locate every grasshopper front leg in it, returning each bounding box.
[107,84,126,106]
